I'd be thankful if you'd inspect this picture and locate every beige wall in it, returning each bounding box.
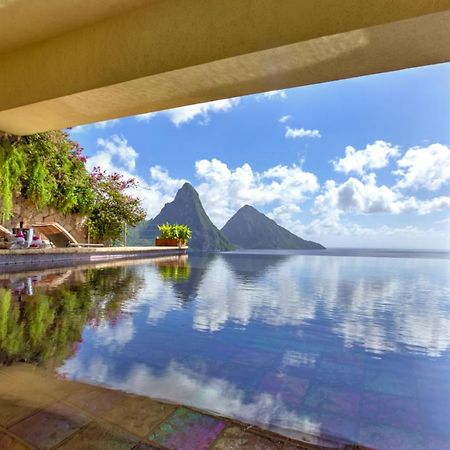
[0,0,449,135]
[6,197,87,244]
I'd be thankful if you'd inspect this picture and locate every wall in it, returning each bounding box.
[4,197,87,243]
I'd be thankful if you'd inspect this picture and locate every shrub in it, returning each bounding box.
[157,223,192,243]
[0,131,146,244]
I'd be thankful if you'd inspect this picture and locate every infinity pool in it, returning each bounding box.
[1,250,449,449]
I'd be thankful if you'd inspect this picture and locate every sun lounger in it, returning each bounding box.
[0,225,13,238]
[0,225,14,249]
[32,223,104,248]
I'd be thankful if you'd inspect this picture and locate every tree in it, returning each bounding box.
[87,167,146,245]
[0,131,146,244]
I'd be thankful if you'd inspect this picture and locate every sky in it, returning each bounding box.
[69,63,450,249]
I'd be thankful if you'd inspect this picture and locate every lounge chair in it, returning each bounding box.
[0,225,14,249]
[32,223,104,248]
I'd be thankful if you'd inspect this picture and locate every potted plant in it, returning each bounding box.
[155,223,192,247]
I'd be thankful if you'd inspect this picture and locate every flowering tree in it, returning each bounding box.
[0,131,146,244]
[87,167,146,244]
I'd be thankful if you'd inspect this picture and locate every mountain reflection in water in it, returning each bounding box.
[0,251,449,448]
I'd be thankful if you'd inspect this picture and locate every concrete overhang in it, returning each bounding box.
[1,0,450,135]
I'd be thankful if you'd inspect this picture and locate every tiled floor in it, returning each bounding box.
[0,363,343,450]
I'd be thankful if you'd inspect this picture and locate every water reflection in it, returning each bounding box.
[1,252,449,448]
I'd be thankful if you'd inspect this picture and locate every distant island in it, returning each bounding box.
[221,204,325,250]
[130,183,325,251]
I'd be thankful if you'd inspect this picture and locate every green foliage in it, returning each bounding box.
[157,223,192,243]
[158,223,173,239]
[158,264,191,281]
[0,141,26,222]
[0,266,142,366]
[0,131,146,243]
[87,169,146,245]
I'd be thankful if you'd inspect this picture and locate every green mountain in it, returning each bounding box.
[135,183,233,252]
[221,204,325,250]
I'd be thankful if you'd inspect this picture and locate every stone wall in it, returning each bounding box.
[4,197,87,243]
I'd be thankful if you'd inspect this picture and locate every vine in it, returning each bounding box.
[0,131,145,243]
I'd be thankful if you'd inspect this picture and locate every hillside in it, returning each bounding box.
[136,183,233,252]
[221,205,325,250]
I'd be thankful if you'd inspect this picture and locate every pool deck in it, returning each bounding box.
[0,246,188,267]
[0,364,349,450]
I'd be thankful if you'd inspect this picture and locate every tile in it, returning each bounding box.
[322,352,366,367]
[421,403,450,437]
[0,393,42,428]
[0,375,51,427]
[0,432,29,450]
[303,385,360,417]
[358,423,426,450]
[231,349,278,369]
[66,386,125,417]
[259,374,309,408]
[214,362,263,391]
[9,403,90,450]
[416,377,450,409]
[133,444,160,450]
[364,368,416,397]
[103,395,175,438]
[212,426,284,449]
[58,421,139,450]
[317,412,359,443]
[0,366,82,402]
[424,434,450,450]
[316,359,364,388]
[360,391,421,430]
[148,407,225,450]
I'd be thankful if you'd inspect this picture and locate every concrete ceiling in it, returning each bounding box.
[1,0,450,135]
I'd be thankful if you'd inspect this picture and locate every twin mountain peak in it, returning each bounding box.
[137,182,324,251]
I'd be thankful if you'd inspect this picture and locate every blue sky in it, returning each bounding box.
[70,63,450,249]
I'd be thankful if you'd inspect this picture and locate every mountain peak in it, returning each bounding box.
[239,204,261,214]
[222,204,325,250]
[175,182,199,198]
[140,183,232,252]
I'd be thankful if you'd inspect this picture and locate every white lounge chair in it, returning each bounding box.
[32,223,104,248]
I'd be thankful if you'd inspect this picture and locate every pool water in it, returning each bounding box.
[1,250,449,449]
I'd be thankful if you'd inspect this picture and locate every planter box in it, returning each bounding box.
[155,238,185,247]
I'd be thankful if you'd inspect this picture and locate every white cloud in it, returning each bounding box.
[87,135,186,218]
[94,119,120,129]
[136,167,187,218]
[285,126,321,139]
[300,213,449,249]
[134,112,156,122]
[268,204,301,228]
[332,140,400,176]
[95,317,135,351]
[256,90,287,101]
[163,98,239,127]
[279,115,292,123]
[416,196,450,215]
[70,119,120,134]
[313,174,450,216]
[132,98,240,127]
[195,159,319,227]
[394,143,450,191]
[93,135,139,172]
